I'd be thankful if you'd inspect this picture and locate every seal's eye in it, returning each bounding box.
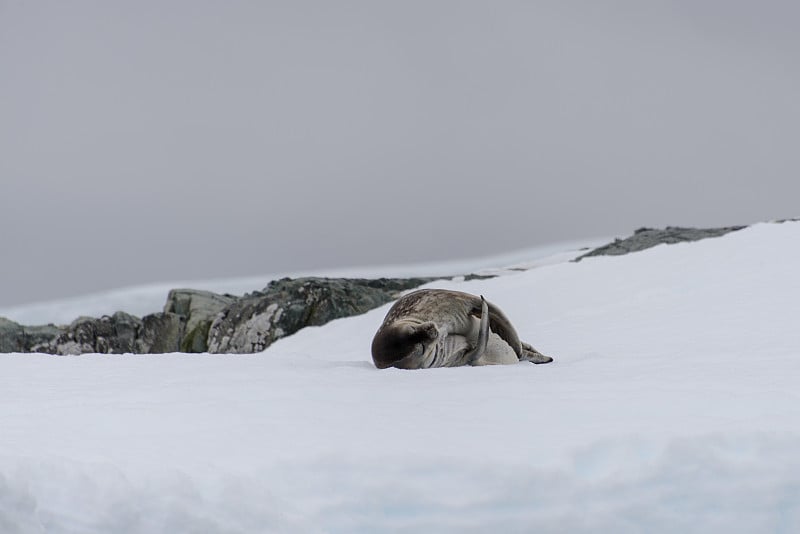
[410,343,425,359]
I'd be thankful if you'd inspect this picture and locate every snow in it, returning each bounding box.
[2,221,800,533]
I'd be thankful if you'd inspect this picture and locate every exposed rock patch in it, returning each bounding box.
[1,317,64,353]
[164,289,236,352]
[574,225,746,261]
[136,312,186,353]
[207,277,434,353]
[3,277,435,355]
[0,318,25,353]
[32,312,139,355]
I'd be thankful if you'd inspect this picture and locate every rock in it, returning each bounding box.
[574,225,746,261]
[23,324,63,350]
[4,277,435,355]
[0,318,25,352]
[164,289,236,352]
[33,312,144,355]
[1,317,65,353]
[207,277,434,354]
[28,310,186,355]
[136,312,186,353]
[26,312,186,355]
[462,273,497,281]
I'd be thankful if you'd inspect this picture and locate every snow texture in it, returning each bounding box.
[1,222,799,533]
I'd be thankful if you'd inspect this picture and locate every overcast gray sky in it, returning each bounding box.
[1,1,798,307]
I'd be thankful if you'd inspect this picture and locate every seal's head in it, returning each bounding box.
[371,321,438,369]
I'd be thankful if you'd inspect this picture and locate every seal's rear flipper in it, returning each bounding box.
[520,341,553,364]
[465,296,490,364]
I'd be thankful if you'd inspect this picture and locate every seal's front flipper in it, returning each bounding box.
[414,322,439,341]
[465,296,490,364]
[520,341,553,364]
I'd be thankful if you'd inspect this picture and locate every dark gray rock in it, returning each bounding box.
[26,310,186,355]
[3,277,434,355]
[1,318,64,353]
[164,289,236,352]
[207,277,434,354]
[574,225,746,261]
[462,273,496,281]
[23,324,63,350]
[33,312,143,355]
[0,318,25,352]
[136,312,186,354]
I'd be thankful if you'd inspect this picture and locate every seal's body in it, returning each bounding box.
[371,289,552,370]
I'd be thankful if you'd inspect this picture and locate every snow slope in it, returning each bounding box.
[1,222,799,533]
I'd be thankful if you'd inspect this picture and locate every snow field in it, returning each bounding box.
[1,221,799,532]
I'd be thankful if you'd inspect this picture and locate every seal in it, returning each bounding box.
[371,289,553,369]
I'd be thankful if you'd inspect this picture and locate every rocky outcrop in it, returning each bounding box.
[0,318,25,352]
[574,225,746,261]
[208,277,434,353]
[29,311,188,355]
[164,289,236,352]
[32,312,140,355]
[0,318,62,353]
[3,276,435,355]
[136,313,186,353]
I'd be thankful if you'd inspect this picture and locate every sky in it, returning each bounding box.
[1,0,798,308]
